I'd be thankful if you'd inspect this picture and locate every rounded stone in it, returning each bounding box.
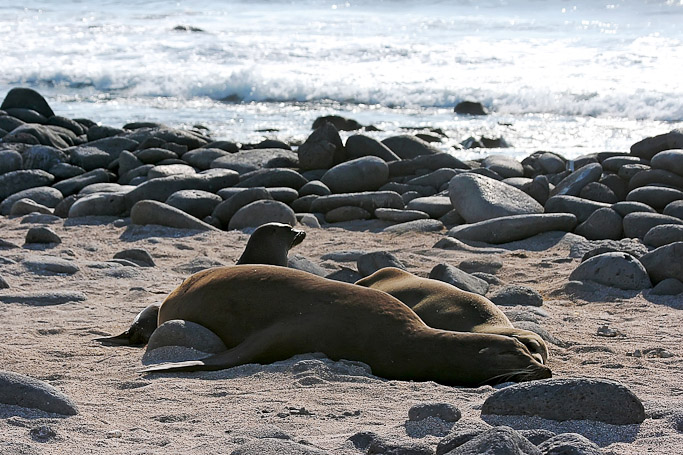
[299,180,331,197]
[228,200,297,230]
[131,200,219,231]
[212,187,273,226]
[550,162,603,197]
[165,189,222,220]
[321,156,389,194]
[345,134,400,162]
[664,200,683,219]
[623,212,683,239]
[406,196,453,218]
[408,402,461,422]
[357,251,405,277]
[10,198,52,216]
[0,149,23,175]
[574,207,623,240]
[639,242,683,284]
[569,252,652,290]
[0,186,63,215]
[482,155,524,178]
[147,319,227,353]
[489,285,543,307]
[579,182,618,204]
[428,263,489,295]
[651,278,683,295]
[0,370,78,415]
[325,205,372,223]
[644,224,683,247]
[650,149,683,177]
[25,226,61,244]
[375,208,429,223]
[0,169,55,202]
[626,185,683,211]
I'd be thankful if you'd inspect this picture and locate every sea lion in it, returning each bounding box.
[96,223,305,346]
[355,267,549,365]
[142,265,551,386]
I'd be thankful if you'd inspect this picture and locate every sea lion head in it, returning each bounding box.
[473,335,552,385]
[237,222,306,266]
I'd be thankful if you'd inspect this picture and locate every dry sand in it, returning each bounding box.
[1,215,682,454]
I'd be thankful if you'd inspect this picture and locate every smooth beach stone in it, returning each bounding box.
[367,439,433,455]
[23,255,80,275]
[537,434,601,455]
[626,185,683,210]
[651,278,683,295]
[579,181,618,203]
[47,115,86,136]
[602,155,648,172]
[618,163,650,181]
[77,182,131,195]
[312,114,362,131]
[454,100,488,115]
[651,149,683,177]
[345,134,400,162]
[549,162,602,197]
[1,123,72,148]
[489,285,543,307]
[68,146,113,171]
[449,173,543,223]
[321,156,389,193]
[296,213,321,228]
[298,180,331,197]
[22,145,67,171]
[599,173,629,200]
[664,200,683,219]
[130,200,219,231]
[86,124,123,141]
[501,177,531,190]
[125,126,208,150]
[407,168,458,190]
[147,163,196,179]
[119,164,153,185]
[124,171,239,208]
[612,200,656,217]
[428,263,489,295]
[623,212,683,239]
[236,168,307,190]
[482,155,524,178]
[482,378,645,425]
[388,152,469,177]
[0,370,78,415]
[0,149,22,174]
[19,213,61,224]
[445,426,540,455]
[1,87,55,117]
[79,136,139,159]
[381,134,441,160]
[291,195,318,213]
[113,248,155,267]
[134,147,178,165]
[435,421,492,455]
[639,242,683,283]
[117,150,144,176]
[0,291,87,305]
[520,174,550,205]
[181,147,230,169]
[574,207,623,240]
[310,191,404,213]
[375,208,430,222]
[25,226,61,244]
[212,187,273,226]
[231,438,331,455]
[147,320,226,353]
[325,206,371,223]
[0,169,54,202]
[68,193,127,217]
[628,169,683,191]
[297,122,345,170]
[545,195,610,223]
[381,181,435,197]
[406,196,453,218]
[448,213,577,244]
[53,168,111,197]
[357,251,406,277]
[0,275,8,289]
[644,224,683,247]
[228,200,297,230]
[536,152,566,174]
[212,148,298,173]
[4,108,47,124]
[10,198,52,216]
[287,254,327,277]
[630,128,683,160]
[165,189,222,219]
[569,252,651,290]
[383,219,444,234]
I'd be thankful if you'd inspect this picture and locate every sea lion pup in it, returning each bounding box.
[142,265,551,386]
[96,223,305,346]
[355,267,549,365]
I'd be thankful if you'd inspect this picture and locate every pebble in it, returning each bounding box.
[549,162,602,197]
[611,200,656,217]
[147,163,196,179]
[236,168,308,190]
[489,285,543,307]
[22,255,80,275]
[357,251,406,277]
[68,193,127,218]
[345,134,400,162]
[297,122,344,170]
[630,128,683,160]
[10,198,53,216]
[482,154,524,178]
[375,208,430,222]
[382,134,441,160]
[367,438,434,455]
[643,224,683,247]
[0,169,55,201]
[165,189,222,219]
[309,191,404,213]
[626,185,683,210]
[69,146,113,170]
[113,248,156,267]
[0,149,23,174]
[406,196,453,218]
[574,207,623,240]
[0,186,63,215]
[287,254,327,277]
[428,263,489,295]
[124,172,239,209]
[459,257,503,275]
[444,426,539,455]
[650,148,683,177]
[578,181,618,203]
[545,195,610,223]
[0,370,78,415]
[663,199,683,219]
[388,152,468,177]
[628,168,683,191]
[25,226,61,244]
[212,187,273,226]
[407,168,458,190]
[0,291,87,305]
[622,212,683,239]
[651,278,683,295]
[298,180,331,197]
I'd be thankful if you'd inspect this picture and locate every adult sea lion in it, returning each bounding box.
[355,267,549,365]
[96,223,305,346]
[142,265,551,386]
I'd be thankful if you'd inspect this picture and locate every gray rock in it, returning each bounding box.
[383,219,445,233]
[639,242,683,283]
[459,257,503,274]
[482,155,524,178]
[651,278,683,295]
[68,193,127,217]
[1,88,54,116]
[579,181,618,204]
[630,128,683,160]
[407,168,458,191]
[489,285,543,307]
[299,180,331,197]
[549,162,603,198]
[345,134,400,161]
[0,275,8,289]
[644,224,683,247]
[409,402,461,422]
[182,147,231,169]
[231,438,330,455]
[211,148,298,173]
[626,185,683,210]
[0,169,55,202]
[454,100,488,115]
[165,189,222,219]
[599,174,629,200]
[25,226,61,244]
[664,200,683,219]
[535,152,566,174]
[236,168,307,190]
[628,169,683,191]
[0,291,87,305]
[310,191,404,213]
[388,153,469,177]
[357,251,406,277]
[623,212,683,239]
[79,182,133,195]
[445,426,540,455]
[147,320,226,353]
[407,196,453,218]
[297,122,345,170]
[545,195,610,223]
[23,255,79,275]
[375,208,430,222]
[482,378,645,424]
[650,149,683,177]
[68,146,113,171]
[10,198,52,216]
[113,248,155,267]
[228,200,297,230]
[82,136,139,159]
[521,175,550,205]
[382,134,441,160]
[428,263,489,295]
[448,213,577,244]
[574,207,623,240]
[130,200,219,231]
[325,206,371,223]
[297,213,322,228]
[147,163,196,179]
[602,155,648,172]
[22,145,67,171]
[287,254,327,277]
[117,150,144,176]
[569,252,651,290]
[0,149,23,175]
[449,173,543,223]
[135,147,178,165]
[537,433,601,455]
[368,438,434,455]
[321,156,389,194]
[2,123,71,148]
[53,168,111,197]
[0,370,78,415]
[517,429,555,446]
[212,187,273,226]
[611,200,656,217]
[267,187,299,205]
[119,164,153,185]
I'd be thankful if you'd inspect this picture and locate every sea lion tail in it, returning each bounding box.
[95,332,136,346]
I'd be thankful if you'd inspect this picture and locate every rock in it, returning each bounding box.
[297,213,321,228]
[325,267,362,283]
[367,438,434,455]
[651,278,683,295]
[357,251,406,277]
[545,195,610,223]
[612,200,656,217]
[407,196,453,218]
[69,146,114,171]
[125,126,208,151]
[299,180,331,197]
[482,378,645,424]
[644,224,683,247]
[165,189,222,219]
[664,200,683,219]
[537,433,601,455]
[19,213,61,224]
[0,275,8,289]
[382,135,441,160]
[236,168,307,190]
[602,155,648,172]
[375,208,429,222]
[22,145,67,171]
[482,155,524,178]
[10,198,52,216]
[86,136,139,159]
[651,149,683,177]
[310,191,404,213]
[628,186,683,211]
[623,212,683,239]
[25,226,61,244]
[68,193,127,217]
[428,263,489,295]
[228,200,297,230]
[0,149,23,175]
[321,156,388,193]
[579,181,618,203]
[1,88,54,117]
[407,168,458,191]
[574,207,623,240]
[639,242,683,283]
[549,162,603,197]
[409,402,461,422]
[231,438,330,455]
[211,148,298,173]
[135,147,179,165]
[325,206,371,223]
[489,285,543,307]
[444,426,540,455]
[297,122,345,170]
[630,128,683,160]
[628,169,683,191]
[212,187,273,226]
[147,320,226,353]
[454,100,488,115]
[0,370,78,415]
[147,163,196,179]
[569,252,651,290]
[345,134,400,161]
[113,248,155,267]
[182,147,231,169]
[448,213,577,244]
[130,200,219,231]
[459,257,503,274]
[287,255,327,277]
[517,429,555,446]
[53,168,111,197]
[23,255,79,275]
[599,174,628,200]
[388,153,469,177]
[383,219,444,233]
[535,152,566,174]
[449,173,543,223]
[0,169,55,202]
[312,115,362,131]
[0,291,87,305]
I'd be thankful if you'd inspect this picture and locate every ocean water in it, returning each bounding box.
[1,0,682,160]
